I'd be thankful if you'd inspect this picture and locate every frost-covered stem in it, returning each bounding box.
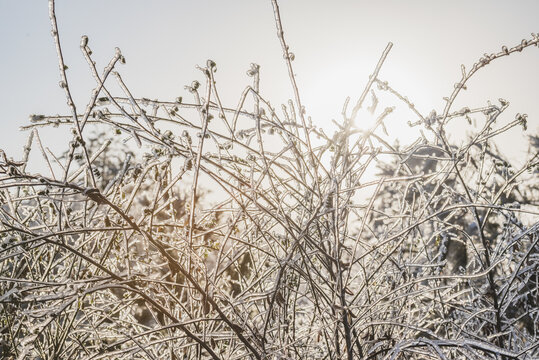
[48,0,96,188]
[349,42,393,121]
[270,0,319,192]
[440,35,539,126]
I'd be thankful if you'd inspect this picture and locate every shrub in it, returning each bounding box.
[1,1,537,359]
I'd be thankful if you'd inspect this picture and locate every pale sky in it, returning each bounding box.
[1,1,538,167]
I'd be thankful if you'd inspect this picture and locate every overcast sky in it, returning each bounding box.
[1,1,538,168]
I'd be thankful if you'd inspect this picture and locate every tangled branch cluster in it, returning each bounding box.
[1,1,538,359]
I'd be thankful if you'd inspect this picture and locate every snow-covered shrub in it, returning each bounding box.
[1,1,537,359]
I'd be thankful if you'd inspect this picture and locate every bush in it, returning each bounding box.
[1,1,537,359]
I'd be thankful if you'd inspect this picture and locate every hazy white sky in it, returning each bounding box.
[1,1,538,166]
